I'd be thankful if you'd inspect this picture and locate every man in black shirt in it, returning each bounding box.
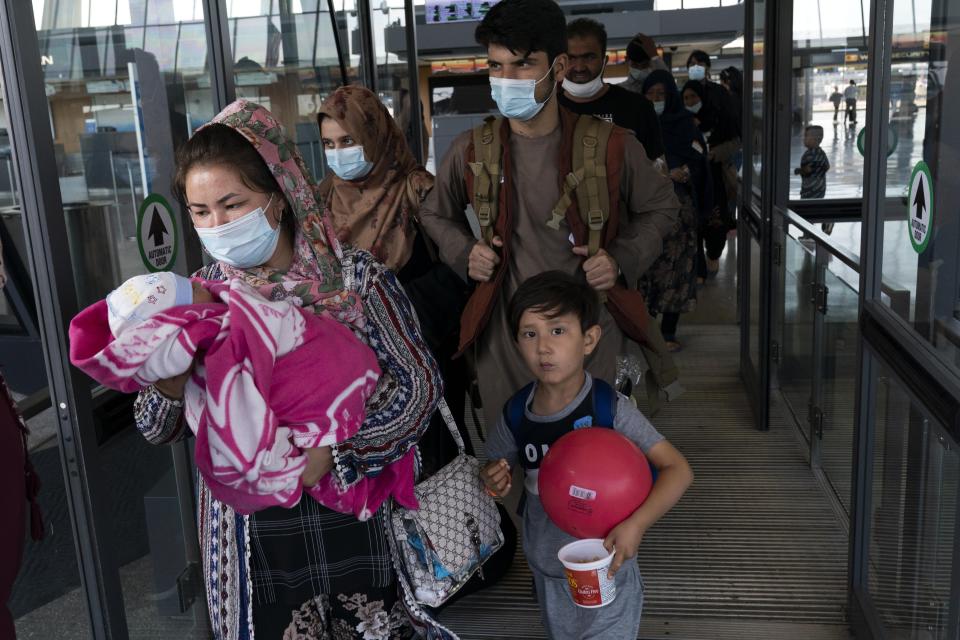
[557,18,666,164]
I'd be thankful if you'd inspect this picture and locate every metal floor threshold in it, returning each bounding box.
[439,321,853,640]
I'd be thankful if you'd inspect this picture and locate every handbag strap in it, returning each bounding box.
[437,397,466,455]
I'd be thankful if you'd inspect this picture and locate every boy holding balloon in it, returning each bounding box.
[481,271,693,638]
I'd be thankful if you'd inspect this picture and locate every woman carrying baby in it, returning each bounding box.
[134,100,443,639]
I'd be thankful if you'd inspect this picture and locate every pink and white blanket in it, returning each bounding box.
[69,278,418,518]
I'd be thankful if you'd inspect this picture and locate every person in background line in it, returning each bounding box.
[621,32,668,94]
[0,239,43,640]
[718,66,744,173]
[317,85,433,274]
[719,66,743,100]
[643,69,713,352]
[558,18,666,165]
[683,51,741,283]
[795,125,830,200]
[316,86,470,375]
[844,79,859,124]
[830,86,844,122]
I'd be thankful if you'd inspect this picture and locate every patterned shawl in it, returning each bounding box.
[202,100,364,328]
[317,86,434,271]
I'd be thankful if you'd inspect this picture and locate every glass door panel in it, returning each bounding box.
[227,0,349,181]
[1,52,94,638]
[30,0,217,635]
[749,229,761,373]
[779,230,816,441]
[35,0,214,308]
[372,0,426,162]
[750,0,765,192]
[877,0,960,378]
[819,260,859,513]
[789,0,871,201]
[868,356,958,639]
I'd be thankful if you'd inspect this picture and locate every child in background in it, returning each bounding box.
[69,272,418,519]
[480,271,693,639]
[796,125,830,199]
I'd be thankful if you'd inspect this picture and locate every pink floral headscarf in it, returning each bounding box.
[200,100,364,327]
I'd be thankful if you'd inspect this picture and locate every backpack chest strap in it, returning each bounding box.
[470,118,503,245]
[547,116,611,257]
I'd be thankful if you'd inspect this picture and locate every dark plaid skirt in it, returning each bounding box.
[248,495,393,607]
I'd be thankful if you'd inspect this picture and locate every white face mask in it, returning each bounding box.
[686,101,703,114]
[629,66,650,83]
[688,64,707,81]
[653,100,665,115]
[562,61,606,99]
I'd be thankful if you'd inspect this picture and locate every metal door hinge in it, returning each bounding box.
[812,283,829,315]
[772,242,782,267]
[771,341,781,364]
[809,405,824,439]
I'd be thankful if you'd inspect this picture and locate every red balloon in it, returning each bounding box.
[538,428,653,539]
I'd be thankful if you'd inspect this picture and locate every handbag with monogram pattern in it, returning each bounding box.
[387,399,504,608]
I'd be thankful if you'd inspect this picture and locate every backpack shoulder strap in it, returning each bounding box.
[547,115,614,258]
[468,116,504,245]
[503,382,536,443]
[590,378,617,428]
[575,117,613,257]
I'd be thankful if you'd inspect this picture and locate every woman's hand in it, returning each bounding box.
[481,459,512,497]
[301,446,334,487]
[154,370,192,400]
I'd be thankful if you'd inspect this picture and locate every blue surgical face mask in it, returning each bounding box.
[653,100,665,115]
[688,64,707,81]
[686,101,703,114]
[325,145,373,181]
[195,195,281,268]
[489,62,556,122]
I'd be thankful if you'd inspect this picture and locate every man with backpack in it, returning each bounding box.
[419,0,680,429]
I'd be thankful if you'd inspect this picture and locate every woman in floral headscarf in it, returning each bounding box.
[134,101,446,639]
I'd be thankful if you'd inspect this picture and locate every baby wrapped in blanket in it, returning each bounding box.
[69,272,418,519]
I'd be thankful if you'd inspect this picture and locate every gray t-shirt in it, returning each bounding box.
[485,374,664,579]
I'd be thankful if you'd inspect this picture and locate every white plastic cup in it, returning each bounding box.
[558,538,616,608]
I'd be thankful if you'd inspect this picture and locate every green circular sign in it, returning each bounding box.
[136,194,179,272]
[856,125,899,158]
[907,161,934,254]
